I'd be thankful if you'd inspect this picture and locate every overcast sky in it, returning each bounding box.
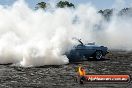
[0,0,132,9]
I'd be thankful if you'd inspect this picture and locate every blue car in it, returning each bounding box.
[65,39,108,62]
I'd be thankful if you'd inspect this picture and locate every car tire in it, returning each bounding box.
[94,51,103,60]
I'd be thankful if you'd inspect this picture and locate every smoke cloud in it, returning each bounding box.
[0,0,132,66]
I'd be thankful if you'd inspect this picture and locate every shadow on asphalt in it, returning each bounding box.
[69,58,110,65]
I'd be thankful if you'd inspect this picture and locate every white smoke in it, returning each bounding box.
[0,0,132,66]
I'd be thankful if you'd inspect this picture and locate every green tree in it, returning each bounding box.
[35,2,47,10]
[56,1,75,8]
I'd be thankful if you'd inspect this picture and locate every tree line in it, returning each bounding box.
[36,1,132,21]
[35,1,75,10]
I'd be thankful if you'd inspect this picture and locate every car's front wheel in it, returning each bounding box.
[94,51,103,60]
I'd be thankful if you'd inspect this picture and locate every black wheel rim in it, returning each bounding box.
[96,51,102,60]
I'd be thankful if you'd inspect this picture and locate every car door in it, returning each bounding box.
[75,45,87,58]
[85,46,96,57]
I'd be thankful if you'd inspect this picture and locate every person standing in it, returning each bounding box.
[78,66,86,84]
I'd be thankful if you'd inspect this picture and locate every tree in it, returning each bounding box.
[35,2,47,10]
[98,9,113,21]
[56,1,75,8]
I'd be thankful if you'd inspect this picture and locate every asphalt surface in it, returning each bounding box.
[0,50,132,88]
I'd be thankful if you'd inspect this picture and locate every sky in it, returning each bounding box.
[0,0,132,9]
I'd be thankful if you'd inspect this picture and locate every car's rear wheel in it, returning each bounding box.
[94,51,103,60]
